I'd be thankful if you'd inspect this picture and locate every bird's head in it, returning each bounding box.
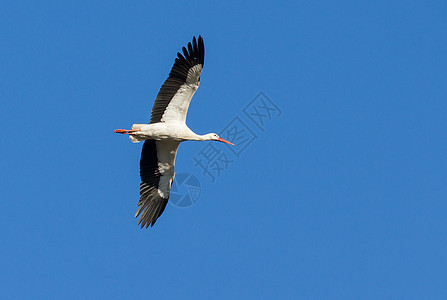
[206,133,234,145]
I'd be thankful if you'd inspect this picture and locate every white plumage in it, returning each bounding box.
[115,36,233,228]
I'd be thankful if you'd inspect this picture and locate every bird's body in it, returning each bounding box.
[127,123,216,143]
[115,36,233,228]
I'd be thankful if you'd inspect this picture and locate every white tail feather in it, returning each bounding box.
[129,124,147,143]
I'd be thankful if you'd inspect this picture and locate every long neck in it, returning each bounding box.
[194,133,212,141]
[183,128,211,141]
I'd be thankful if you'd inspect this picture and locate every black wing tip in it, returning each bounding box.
[135,184,169,229]
[135,199,168,229]
[174,35,205,67]
[196,35,204,65]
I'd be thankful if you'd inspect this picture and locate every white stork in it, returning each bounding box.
[115,36,233,228]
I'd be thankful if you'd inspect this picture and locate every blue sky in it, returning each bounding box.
[1,0,446,298]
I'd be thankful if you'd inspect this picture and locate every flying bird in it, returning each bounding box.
[115,36,234,228]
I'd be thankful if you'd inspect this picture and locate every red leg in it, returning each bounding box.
[114,129,141,134]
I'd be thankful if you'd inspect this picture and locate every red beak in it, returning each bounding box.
[217,138,235,145]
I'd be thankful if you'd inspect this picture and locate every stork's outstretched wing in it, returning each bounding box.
[149,35,205,124]
[136,36,205,228]
[136,140,179,228]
